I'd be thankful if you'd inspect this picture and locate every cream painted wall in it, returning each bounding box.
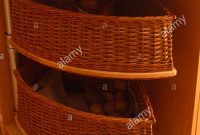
[145,0,200,135]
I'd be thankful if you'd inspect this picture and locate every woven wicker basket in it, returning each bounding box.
[12,0,176,73]
[14,65,156,135]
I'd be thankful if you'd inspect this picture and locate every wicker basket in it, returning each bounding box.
[12,0,176,74]
[14,65,156,135]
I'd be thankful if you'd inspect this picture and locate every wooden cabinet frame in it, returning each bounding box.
[0,0,200,134]
[0,0,15,134]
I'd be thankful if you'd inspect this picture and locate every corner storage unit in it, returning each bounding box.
[0,0,200,135]
[6,0,200,134]
[11,0,177,79]
[10,0,169,134]
[5,0,178,134]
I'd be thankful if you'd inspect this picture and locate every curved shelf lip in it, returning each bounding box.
[9,39,177,79]
[15,115,27,135]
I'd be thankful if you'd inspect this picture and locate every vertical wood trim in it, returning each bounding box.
[3,0,11,35]
[192,52,200,135]
[7,48,17,110]
[3,0,17,109]
[0,0,15,134]
[191,0,200,133]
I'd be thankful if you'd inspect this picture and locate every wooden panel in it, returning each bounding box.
[3,0,12,35]
[0,0,15,134]
[194,53,200,135]
[0,126,2,135]
[0,108,2,133]
[7,49,17,110]
[14,116,27,135]
[144,0,200,134]
[5,123,21,135]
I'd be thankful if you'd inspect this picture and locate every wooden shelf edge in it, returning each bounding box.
[0,122,2,135]
[5,123,20,135]
[4,116,27,135]
[9,39,177,79]
[14,116,27,135]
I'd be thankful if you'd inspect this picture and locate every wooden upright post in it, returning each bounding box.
[0,0,15,134]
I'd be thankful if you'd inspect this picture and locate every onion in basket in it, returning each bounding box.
[115,91,126,101]
[89,103,104,115]
[104,101,115,114]
[114,80,128,92]
[98,0,115,15]
[79,0,99,13]
[115,100,129,113]
[102,91,114,101]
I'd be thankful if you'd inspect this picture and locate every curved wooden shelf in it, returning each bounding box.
[9,39,177,79]
[15,116,27,135]
[4,115,26,135]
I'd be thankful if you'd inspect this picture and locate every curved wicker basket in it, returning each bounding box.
[14,65,156,135]
[12,0,176,74]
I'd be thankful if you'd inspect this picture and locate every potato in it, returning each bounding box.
[103,91,114,101]
[115,100,129,113]
[89,103,104,115]
[79,0,99,13]
[104,101,115,114]
[98,0,115,16]
[115,92,126,101]
[83,86,97,94]
[114,80,128,92]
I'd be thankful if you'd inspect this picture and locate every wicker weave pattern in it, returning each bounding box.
[12,0,175,73]
[15,66,155,135]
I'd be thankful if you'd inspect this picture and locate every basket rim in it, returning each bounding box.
[15,116,27,135]
[14,0,176,21]
[10,40,177,79]
[14,69,156,125]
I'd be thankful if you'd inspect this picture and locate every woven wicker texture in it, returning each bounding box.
[15,63,155,135]
[12,0,175,73]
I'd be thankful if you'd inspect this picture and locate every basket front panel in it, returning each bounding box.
[16,66,154,135]
[12,0,175,73]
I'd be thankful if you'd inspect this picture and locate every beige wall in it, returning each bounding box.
[144,0,200,135]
